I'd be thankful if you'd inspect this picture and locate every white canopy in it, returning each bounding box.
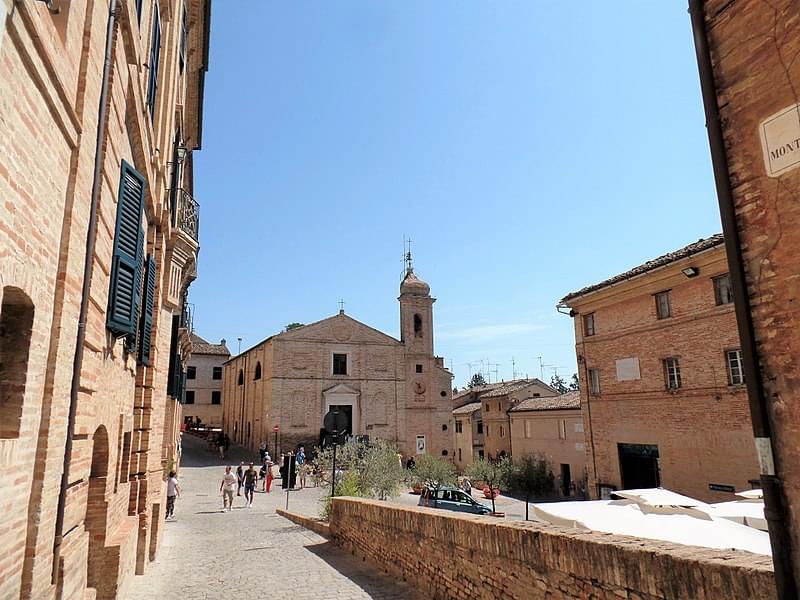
[531,491,771,556]
[707,499,768,531]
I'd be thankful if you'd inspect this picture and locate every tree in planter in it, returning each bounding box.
[411,454,457,505]
[506,453,556,520]
[466,457,512,514]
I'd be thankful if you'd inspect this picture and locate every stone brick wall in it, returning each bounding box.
[329,497,776,600]
[565,245,759,501]
[0,1,209,598]
[701,0,800,586]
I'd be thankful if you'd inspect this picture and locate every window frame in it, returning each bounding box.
[212,366,222,380]
[211,391,221,405]
[588,368,601,395]
[714,273,734,306]
[663,357,682,390]
[184,390,195,404]
[726,349,745,385]
[186,365,196,380]
[332,352,348,376]
[655,290,672,320]
[146,1,161,120]
[583,312,596,337]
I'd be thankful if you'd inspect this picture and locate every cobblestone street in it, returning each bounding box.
[127,434,418,600]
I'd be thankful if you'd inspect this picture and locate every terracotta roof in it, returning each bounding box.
[452,402,482,416]
[510,391,581,412]
[453,383,503,401]
[480,378,557,398]
[191,333,231,356]
[560,234,724,303]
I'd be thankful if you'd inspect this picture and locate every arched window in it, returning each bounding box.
[237,369,244,385]
[413,314,423,337]
[254,362,262,380]
[0,287,34,439]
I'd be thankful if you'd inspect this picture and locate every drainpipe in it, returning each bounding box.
[52,0,118,586]
[689,2,797,598]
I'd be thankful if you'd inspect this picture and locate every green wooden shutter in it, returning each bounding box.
[137,255,157,365]
[107,161,145,336]
[146,3,161,118]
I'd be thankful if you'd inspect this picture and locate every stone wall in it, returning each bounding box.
[329,497,776,600]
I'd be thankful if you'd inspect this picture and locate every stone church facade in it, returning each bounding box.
[223,269,454,459]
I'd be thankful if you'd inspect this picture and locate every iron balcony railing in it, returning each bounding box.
[180,302,194,333]
[173,188,199,242]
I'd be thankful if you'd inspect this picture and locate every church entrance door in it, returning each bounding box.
[328,405,353,436]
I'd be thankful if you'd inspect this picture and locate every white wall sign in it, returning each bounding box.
[415,435,426,455]
[615,357,641,381]
[760,103,800,177]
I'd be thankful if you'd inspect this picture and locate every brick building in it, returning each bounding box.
[479,379,557,460]
[0,2,210,598]
[560,235,759,502]
[508,391,586,497]
[222,266,454,459]
[453,402,483,469]
[691,0,800,590]
[185,334,229,427]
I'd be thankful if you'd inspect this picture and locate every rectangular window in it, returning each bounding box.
[524,420,532,439]
[558,419,567,440]
[179,4,187,73]
[211,391,221,405]
[185,390,195,404]
[485,424,489,437]
[186,366,196,380]
[146,2,161,119]
[714,273,733,306]
[333,353,347,375]
[476,421,483,434]
[455,421,463,433]
[583,313,596,337]
[416,364,423,373]
[726,349,745,385]
[588,369,601,395]
[499,425,504,438]
[655,291,672,319]
[478,450,484,460]
[663,357,682,390]
[212,366,222,380]
[484,403,489,412]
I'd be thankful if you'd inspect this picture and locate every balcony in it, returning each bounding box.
[172,188,199,242]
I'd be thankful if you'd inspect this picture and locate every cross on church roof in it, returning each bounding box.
[404,237,414,274]
[338,299,345,313]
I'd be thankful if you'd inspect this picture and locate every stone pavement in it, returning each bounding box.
[127,434,419,600]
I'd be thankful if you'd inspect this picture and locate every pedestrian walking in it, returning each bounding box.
[220,465,236,512]
[259,440,267,462]
[217,432,225,459]
[243,462,258,507]
[298,463,308,490]
[165,471,180,520]
[236,462,244,496]
[265,460,274,493]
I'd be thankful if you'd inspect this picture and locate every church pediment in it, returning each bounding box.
[277,313,400,346]
[323,383,360,396]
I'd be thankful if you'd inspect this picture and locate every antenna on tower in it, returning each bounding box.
[511,357,518,380]
[403,236,414,274]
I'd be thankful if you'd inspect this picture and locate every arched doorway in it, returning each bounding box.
[85,426,111,597]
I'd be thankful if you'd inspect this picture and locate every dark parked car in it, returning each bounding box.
[418,486,492,515]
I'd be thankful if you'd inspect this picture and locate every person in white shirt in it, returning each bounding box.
[166,471,180,520]
[219,465,237,512]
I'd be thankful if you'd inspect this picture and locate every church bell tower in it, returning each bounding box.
[399,248,435,357]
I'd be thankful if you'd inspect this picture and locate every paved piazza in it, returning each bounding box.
[127,434,419,600]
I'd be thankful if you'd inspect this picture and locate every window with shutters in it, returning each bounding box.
[107,161,145,338]
[714,274,733,305]
[583,313,595,336]
[655,290,672,319]
[146,2,161,119]
[588,369,601,395]
[137,255,157,365]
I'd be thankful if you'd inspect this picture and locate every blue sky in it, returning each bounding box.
[192,2,721,389]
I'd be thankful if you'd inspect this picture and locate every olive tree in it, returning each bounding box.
[411,454,457,495]
[466,457,512,514]
[506,454,555,520]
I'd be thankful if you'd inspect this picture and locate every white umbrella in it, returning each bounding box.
[531,496,771,556]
